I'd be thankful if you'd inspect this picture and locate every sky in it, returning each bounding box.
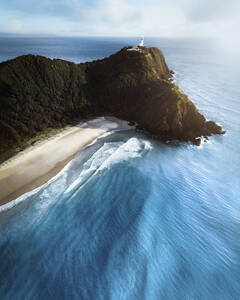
[0,0,239,45]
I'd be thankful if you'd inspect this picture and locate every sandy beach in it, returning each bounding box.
[0,117,127,206]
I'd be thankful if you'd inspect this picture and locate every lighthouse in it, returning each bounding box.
[139,36,144,47]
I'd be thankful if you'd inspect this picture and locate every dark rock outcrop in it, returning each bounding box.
[0,46,225,163]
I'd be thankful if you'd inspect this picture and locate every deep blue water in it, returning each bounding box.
[0,37,240,300]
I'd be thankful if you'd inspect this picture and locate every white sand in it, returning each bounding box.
[0,117,129,206]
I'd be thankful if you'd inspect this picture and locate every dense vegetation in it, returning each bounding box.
[0,55,94,162]
[87,47,224,141]
[0,46,224,163]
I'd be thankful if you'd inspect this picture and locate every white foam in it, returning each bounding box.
[0,155,74,213]
[0,117,137,212]
[99,138,152,170]
[0,137,152,207]
[64,138,152,195]
[64,142,120,194]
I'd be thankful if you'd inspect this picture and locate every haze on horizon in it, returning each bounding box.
[0,0,239,55]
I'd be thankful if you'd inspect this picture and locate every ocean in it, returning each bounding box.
[0,36,240,300]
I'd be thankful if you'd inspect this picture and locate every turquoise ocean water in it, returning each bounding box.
[0,37,239,299]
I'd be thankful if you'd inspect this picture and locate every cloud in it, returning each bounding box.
[5,19,24,34]
[181,0,240,22]
[0,0,187,36]
[0,0,70,17]
[69,0,187,37]
[0,0,94,20]
[0,0,239,44]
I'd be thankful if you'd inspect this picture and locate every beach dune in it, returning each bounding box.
[0,117,127,206]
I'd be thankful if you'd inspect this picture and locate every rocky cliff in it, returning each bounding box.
[0,46,224,163]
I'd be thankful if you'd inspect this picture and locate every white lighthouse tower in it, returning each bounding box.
[139,36,144,47]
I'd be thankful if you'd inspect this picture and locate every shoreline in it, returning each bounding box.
[0,117,129,207]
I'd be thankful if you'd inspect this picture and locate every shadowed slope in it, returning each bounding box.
[0,46,224,162]
[87,47,224,142]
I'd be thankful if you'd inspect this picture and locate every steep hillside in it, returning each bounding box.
[0,46,224,163]
[0,55,93,161]
[87,46,224,142]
